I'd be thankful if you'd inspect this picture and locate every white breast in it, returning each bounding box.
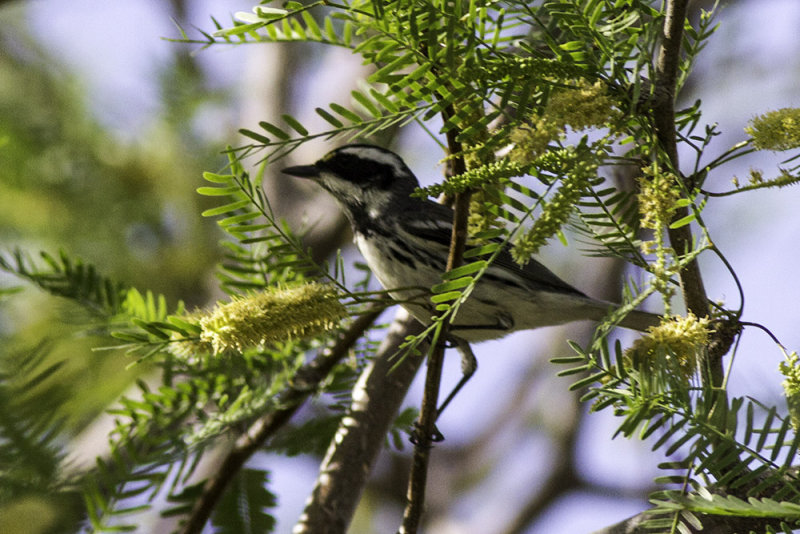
[355,234,439,298]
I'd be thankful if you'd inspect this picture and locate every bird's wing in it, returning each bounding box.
[403,200,587,298]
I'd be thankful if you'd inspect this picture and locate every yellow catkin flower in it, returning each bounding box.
[779,351,800,429]
[512,155,595,264]
[493,79,620,261]
[461,147,503,237]
[637,164,681,306]
[199,283,347,354]
[626,314,712,377]
[468,189,499,237]
[546,79,622,132]
[638,164,680,231]
[426,155,525,239]
[746,108,800,151]
[508,119,562,165]
[434,159,525,195]
[509,79,620,165]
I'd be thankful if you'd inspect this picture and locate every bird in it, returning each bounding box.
[282,144,660,416]
[282,144,659,336]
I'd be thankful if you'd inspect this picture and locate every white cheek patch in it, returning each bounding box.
[320,172,362,201]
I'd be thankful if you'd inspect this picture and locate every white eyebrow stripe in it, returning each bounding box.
[337,146,407,176]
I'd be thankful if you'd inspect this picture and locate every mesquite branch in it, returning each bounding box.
[293,309,425,534]
[400,123,470,534]
[180,305,384,534]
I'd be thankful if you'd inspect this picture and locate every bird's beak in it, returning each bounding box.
[281,164,320,179]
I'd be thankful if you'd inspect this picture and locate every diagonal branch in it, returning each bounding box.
[293,308,426,534]
[179,305,384,534]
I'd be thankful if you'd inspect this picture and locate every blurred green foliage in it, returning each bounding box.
[0,11,231,532]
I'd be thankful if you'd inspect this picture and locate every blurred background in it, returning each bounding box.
[1,0,799,532]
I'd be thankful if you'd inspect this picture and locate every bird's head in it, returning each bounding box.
[282,145,421,219]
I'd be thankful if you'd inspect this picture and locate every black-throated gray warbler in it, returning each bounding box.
[282,144,660,341]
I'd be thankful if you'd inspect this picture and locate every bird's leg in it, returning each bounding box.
[435,336,477,421]
[410,337,476,443]
[433,315,513,420]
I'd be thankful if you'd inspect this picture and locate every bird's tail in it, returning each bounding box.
[616,308,661,332]
[578,297,661,332]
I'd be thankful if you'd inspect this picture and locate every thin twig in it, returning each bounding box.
[400,124,469,534]
[399,341,447,534]
[179,305,384,534]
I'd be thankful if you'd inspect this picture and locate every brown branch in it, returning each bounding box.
[652,0,724,384]
[654,0,708,319]
[653,0,688,165]
[292,309,425,534]
[179,305,384,534]
[399,122,470,534]
[399,342,447,534]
